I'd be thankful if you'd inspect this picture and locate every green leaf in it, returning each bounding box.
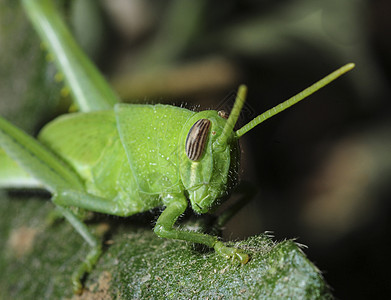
[0,193,332,299]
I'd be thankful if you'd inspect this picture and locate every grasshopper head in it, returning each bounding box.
[179,64,355,214]
[179,108,240,214]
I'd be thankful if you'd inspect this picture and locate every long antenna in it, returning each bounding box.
[235,63,355,138]
[215,85,247,148]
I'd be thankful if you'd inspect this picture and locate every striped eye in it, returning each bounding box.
[185,119,211,161]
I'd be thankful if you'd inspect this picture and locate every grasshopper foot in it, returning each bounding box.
[72,278,83,295]
[214,241,249,264]
[71,246,102,294]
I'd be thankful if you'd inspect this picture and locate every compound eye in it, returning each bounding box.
[185,119,211,161]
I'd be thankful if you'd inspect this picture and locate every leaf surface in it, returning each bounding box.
[0,195,332,299]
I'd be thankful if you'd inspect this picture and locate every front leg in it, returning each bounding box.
[154,194,249,264]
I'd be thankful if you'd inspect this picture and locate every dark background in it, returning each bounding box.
[1,0,390,298]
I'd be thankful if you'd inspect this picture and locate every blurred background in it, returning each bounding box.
[0,0,390,298]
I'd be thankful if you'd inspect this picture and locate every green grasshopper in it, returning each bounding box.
[0,0,354,294]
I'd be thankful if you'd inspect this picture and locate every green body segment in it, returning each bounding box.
[38,104,198,216]
[0,149,42,188]
[115,104,194,194]
[0,116,84,193]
